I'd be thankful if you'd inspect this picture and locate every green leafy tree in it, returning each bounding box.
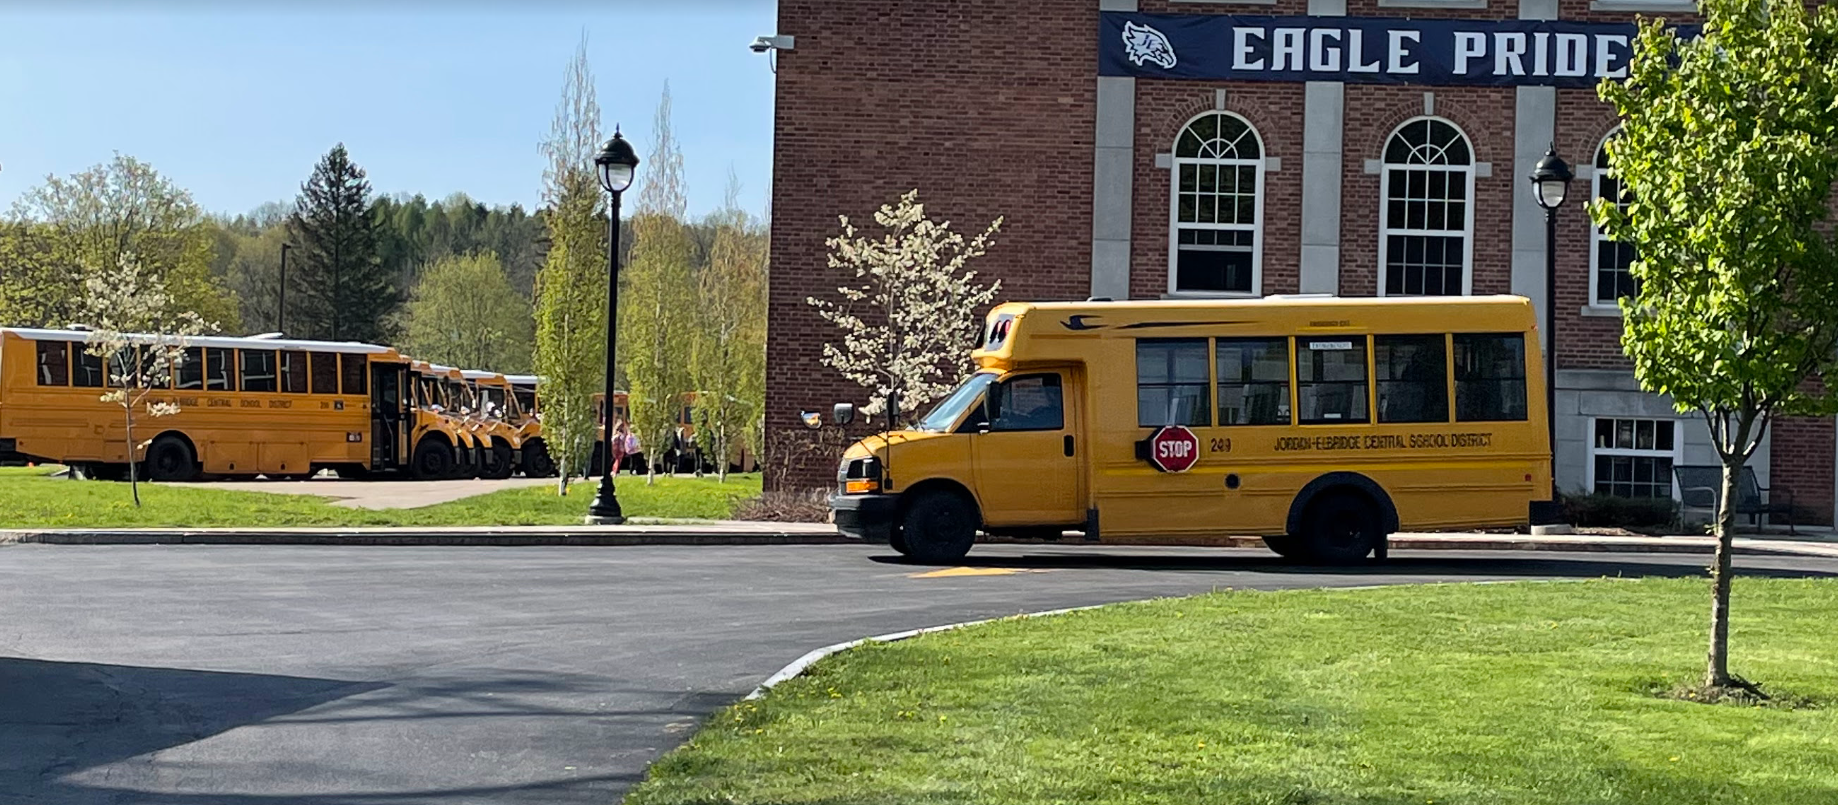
[689,170,768,481]
[1596,0,1838,695]
[288,144,396,343]
[532,34,607,493]
[5,155,240,330]
[78,253,216,507]
[404,251,534,373]
[622,83,699,484]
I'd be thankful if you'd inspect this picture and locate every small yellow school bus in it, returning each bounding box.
[0,327,397,480]
[827,296,1553,564]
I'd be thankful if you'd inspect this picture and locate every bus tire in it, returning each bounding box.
[889,526,911,556]
[482,442,515,479]
[412,438,453,480]
[522,440,557,478]
[1298,492,1383,565]
[145,435,199,482]
[900,489,978,565]
[1261,534,1307,559]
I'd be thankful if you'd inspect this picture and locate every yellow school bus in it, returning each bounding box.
[501,374,558,477]
[461,369,525,479]
[0,327,406,480]
[827,296,1553,564]
[404,361,482,479]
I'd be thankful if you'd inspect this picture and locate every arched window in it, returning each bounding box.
[1169,111,1263,296]
[1380,117,1474,296]
[1592,133,1638,306]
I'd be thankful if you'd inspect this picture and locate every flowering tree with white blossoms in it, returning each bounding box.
[808,191,1003,426]
[79,253,216,506]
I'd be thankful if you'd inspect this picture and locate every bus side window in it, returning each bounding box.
[73,345,105,388]
[1297,337,1369,425]
[241,349,278,392]
[989,374,1063,432]
[205,348,236,391]
[342,355,368,395]
[280,351,309,394]
[1137,339,1210,427]
[176,347,205,390]
[1216,338,1289,426]
[1375,334,1449,424]
[36,340,70,386]
[310,352,338,394]
[1454,333,1528,421]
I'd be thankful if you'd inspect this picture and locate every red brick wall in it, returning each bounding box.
[1772,379,1835,526]
[1554,90,1629,372]
[766,0,1096,490]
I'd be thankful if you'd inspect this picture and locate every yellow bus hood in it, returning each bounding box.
[843,430,948,460]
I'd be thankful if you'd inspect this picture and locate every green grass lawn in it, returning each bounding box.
[0,468,760,527]
[626,578,1838,805]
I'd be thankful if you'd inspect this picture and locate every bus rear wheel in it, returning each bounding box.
[145,435,199,482]
[900,490,978,565]
[412,438,453,480]
[1298,492,1383,565]
[481,442,514,479]
[521,440,557,478]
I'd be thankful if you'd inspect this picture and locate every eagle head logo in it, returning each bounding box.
[1121,21,1177,70]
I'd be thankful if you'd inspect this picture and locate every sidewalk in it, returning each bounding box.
[3,522,1836,559]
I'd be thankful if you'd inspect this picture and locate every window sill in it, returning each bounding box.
[1589,0,1695,11]
[1163,291,1262,299]
[1377,0,1488,7]
[1579,305,1624,318]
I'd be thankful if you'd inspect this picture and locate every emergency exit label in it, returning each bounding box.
[1148,425,1201,473]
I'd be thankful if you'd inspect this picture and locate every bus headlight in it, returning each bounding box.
[841,457,881,494]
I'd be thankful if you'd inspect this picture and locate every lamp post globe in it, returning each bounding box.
[587,128,640,525]
[595,130,639,194]
[1527,143,1573,526]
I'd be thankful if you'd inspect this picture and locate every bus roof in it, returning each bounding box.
[460,370,504,381]
[1005,294,1531,313]
[503,374,540,386]
[1,327,394,355]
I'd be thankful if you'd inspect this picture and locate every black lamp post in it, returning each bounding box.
[278,242,292,334]
[587,129,640,525]
[1530,144,1574,506]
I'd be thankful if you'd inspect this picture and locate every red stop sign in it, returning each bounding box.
[1148,425,1201,473]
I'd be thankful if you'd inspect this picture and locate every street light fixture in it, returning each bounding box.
[1529,143,1573,511]
[587,129,640,525]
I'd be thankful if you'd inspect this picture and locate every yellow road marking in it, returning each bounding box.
[908,566,1049,578]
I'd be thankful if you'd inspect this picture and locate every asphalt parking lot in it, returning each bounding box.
[3,543,1835,805]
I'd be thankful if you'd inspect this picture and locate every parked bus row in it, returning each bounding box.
[0,328,563,482]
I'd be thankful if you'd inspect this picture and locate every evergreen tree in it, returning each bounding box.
[532,35,607,493]
[288,143,396,343]
[622,83,698,483]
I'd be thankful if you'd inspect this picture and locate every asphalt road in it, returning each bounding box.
[3,543,1836,805]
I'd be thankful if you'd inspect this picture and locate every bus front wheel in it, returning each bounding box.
[145,435,199,482]
[412,439,453,480]
[899,490,977,565]
[481,442,515,479]
[521,440,557,478]
[1298,493,1384,565]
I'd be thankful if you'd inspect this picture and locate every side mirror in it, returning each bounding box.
[832,402,855,426]
[800,410,823,429]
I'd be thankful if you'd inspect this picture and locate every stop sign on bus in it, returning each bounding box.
[1147,425,1201,473]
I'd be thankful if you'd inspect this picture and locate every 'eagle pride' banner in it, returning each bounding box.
[1099,12,1682,88]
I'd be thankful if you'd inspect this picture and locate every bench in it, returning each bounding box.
[1673,464,1795,535]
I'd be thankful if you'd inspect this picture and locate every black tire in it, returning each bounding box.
[449,444,478,479]
[889,527,912,556]
[1261,534,1307,559]
[521,439,557,478]
[1298,492,1384,565]
[482,441,515,479]
[412,438,454,480]
[333,465,373,480]
[900,490,979,565]
[145,435,199,482]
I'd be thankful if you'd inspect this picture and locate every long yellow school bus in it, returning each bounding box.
[0,327,410,480]
[827,296,1553,564]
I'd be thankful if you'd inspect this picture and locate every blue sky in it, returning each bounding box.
[0,2,778,220]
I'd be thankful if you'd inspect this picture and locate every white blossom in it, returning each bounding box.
[809,191,1003,424]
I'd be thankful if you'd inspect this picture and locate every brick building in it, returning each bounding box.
[764,0,1837,525]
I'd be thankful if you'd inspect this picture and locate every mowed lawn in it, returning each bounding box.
[627,578,1838,805]
[0,466,760,527]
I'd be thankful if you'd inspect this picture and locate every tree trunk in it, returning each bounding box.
[556,457,570,495]
[1705,457,1739,688]
[125,407,141,508]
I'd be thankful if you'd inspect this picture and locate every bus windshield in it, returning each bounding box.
[915,372,997,432]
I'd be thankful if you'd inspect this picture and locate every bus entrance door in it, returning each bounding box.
[371,363,408,470]
[970,370,1084,528]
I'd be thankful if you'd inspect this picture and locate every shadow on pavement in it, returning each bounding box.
[871,550,1838,579]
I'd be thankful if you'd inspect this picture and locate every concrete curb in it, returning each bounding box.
[0,527,849,547]
[746,605,1104,701]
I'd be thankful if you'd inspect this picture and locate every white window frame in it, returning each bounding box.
[1378,116,1476,298]
[1586,416,1684,499]
[1588,129,1634,315]
[1167,110,1266,299]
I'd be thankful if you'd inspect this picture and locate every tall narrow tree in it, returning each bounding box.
[622,83,698,483]
[689,170,768,481]
[289,144,396,343]
[532,34,606,493]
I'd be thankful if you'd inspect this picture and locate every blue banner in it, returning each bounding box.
[1100,12,1667,88]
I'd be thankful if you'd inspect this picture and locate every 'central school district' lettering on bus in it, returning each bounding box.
[1100,12,1697,88]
